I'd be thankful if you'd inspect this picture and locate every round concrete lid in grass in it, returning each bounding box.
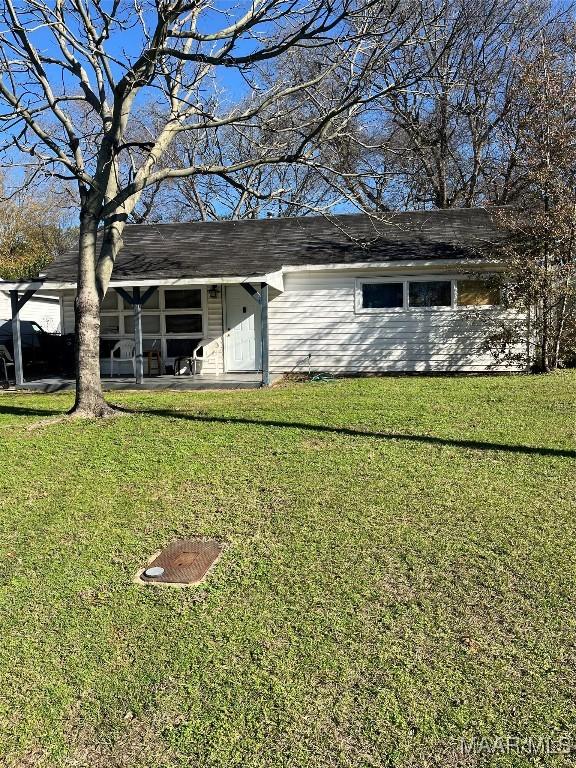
[136,538,224,587]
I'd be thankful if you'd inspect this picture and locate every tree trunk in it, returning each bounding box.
[552,289,568,369]
[539,230,551,373]
[70,210,115,417]
[539,296,551,373]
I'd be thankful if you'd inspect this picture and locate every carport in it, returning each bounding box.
[2,284,45,386]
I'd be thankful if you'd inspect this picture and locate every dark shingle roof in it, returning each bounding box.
[44,208,506,282]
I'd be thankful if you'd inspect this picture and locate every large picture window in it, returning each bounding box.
[165,314,203,334]
[164,289,201,309]
[100,314,120,334]
[122,290,160,310]
[101,290,119,310]
[124,314,161,335]
[356,277,499,313]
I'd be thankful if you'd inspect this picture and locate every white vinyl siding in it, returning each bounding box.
[0,292,61,332]
[61,290,75,334]
[203,290,225,374]
[268,270,524,373]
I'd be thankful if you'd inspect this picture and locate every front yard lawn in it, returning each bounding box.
[0,373,575,767]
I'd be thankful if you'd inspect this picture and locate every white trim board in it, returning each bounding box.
[282,259,505,273]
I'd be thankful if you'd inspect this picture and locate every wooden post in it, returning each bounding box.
[133,286,143,384]
[10,290,24,386]
[260,282,270,387]
[114,286,157,383]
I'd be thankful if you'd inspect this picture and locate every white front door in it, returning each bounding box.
[225,285,261,371]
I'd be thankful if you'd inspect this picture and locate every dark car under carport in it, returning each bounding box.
[0,320,74,379]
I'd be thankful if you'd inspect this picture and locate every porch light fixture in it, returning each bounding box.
[208,285,220,299]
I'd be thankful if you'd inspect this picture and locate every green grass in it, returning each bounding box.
[0,373,575,768]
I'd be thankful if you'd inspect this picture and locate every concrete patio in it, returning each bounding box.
[9,373,273,393]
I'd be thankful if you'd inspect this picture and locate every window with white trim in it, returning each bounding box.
[356,277,499,312]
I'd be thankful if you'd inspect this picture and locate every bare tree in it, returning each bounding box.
[130,110,341,221]
[490,32,576,371]
[319,0,568,211]
[141,0,576,221]
[0,0,436,416]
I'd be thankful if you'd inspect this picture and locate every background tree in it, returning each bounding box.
[490,31,576,371]
[0,175,70,280]
[298,0,569,212]
[130,110,341,221]
[126,2,459,224]
[65,0,573,230]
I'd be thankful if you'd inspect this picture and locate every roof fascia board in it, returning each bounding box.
[0,281,49,291]
[0,275,275,292]
[107,275,272,288]
[282,259,504,273]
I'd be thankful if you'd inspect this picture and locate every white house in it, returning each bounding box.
[0,208,525,387]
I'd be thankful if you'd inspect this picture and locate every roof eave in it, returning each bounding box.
[0,270,285,292]
[0,257,503,293]
[283,257,505,273]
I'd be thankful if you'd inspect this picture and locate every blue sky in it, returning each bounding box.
[3,0,575,220]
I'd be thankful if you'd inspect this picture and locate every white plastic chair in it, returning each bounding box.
[0,345,14,385]
[110,340,136,377]
[192,342,205,375]
[173,341,206,376]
